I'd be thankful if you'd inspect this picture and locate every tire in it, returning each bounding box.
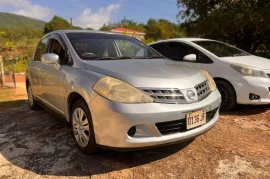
[27,83,39,110]
[71,100,98,154]
[216,80,237,111]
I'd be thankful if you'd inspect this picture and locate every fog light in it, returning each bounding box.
[127,126,136,137]
[249,93,260,100]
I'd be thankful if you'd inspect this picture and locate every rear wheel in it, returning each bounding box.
[71,100,98,154]
[216,80,237,111]
[27,84,39,110]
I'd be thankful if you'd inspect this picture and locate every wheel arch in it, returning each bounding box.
[67,91,90,122]
[26,79,30,89]
[214,77,237,99]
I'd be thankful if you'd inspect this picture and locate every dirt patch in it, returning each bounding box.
[0,85,270,178]
[216,155,270,179]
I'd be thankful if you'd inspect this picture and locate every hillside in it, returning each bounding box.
[0,12,46,30]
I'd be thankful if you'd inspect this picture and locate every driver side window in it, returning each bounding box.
[49,39,67,65]
[191,48,213,64]
[165,42,192,61]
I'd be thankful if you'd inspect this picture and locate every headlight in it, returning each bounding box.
[201,70,217,91]
[231,64,268,78]
[93,77,153,103]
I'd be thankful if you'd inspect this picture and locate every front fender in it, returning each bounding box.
[64,67,105,119]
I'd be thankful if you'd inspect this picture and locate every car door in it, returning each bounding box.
[164,42,203,70]
[29,37,49,99]
[40,34,67,114]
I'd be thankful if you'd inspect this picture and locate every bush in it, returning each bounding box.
[4,41,15,51]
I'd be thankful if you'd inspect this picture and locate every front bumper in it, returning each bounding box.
[88,90,221,149]
[232,76,270,104]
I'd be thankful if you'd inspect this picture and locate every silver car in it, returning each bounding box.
[26,30,221,153]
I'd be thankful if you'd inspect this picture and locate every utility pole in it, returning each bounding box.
[70,18,73,29]
[124,16,128,30]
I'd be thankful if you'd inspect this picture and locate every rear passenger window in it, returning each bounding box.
[33,37,48,61]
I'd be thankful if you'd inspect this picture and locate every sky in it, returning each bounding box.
[0,0,182,29]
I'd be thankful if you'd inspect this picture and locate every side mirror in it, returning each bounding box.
[183,54,196,62]
[41,53,59,64]
[41,53,60,71]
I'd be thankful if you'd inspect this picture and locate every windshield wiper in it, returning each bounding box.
[116,56,133,59]
[89,56,134,60]
[92,57,118,60]
[89,55,162,60]
[136,55,164,59]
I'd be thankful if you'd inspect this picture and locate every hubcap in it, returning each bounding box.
[28,85,34,106]
[218,87,228,108]
[72,108,90,147]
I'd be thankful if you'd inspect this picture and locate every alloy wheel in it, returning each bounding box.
[218,87,228,108]
[72,108,90,147]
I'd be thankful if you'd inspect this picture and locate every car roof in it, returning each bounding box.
[148,38,215,45]
[44,30,128,38]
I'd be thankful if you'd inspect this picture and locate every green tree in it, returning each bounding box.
[99,19,145,32]
[145,19,162,40]
[99,24,111,31]
[145,18,186,41]
[85,27,94,30]
[71,25,83,30]
[44,16,71,34]
[177,0,270,56]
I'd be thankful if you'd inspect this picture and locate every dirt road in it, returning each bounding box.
[0,83,270,178]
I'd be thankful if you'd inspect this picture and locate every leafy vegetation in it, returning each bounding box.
[0,12,45,30]
[44,16,83,34]
[1,4,270,73]
[177,0,270,58]
[99,18,186,43]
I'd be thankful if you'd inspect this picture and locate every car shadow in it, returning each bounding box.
[0,100,193,177]
[221,104,270,116]
[0,100,26,110]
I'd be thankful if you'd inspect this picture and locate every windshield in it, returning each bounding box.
[192,40,250,57]
[66,32,162,60]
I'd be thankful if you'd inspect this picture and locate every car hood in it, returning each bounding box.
[84,59,206,88]
[220,55,270,70]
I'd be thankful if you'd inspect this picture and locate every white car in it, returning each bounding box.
[149,38,270,111]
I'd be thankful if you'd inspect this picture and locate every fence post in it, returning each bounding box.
[0,55,4,86]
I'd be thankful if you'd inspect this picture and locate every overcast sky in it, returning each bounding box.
[0,0,181,29]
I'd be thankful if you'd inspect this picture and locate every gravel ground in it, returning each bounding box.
[0,83,270,179]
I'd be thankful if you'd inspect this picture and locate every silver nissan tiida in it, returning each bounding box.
[26,30,221,153]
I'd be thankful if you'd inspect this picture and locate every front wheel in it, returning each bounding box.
[216,80,237,111]
[71,100,98,154]
[27,84,39,110]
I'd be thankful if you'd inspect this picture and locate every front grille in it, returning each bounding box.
[142,89,186,103]
[155,108,219,135]
[195,81,211,101]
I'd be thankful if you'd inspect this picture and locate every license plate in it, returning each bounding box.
[186,110,206,129]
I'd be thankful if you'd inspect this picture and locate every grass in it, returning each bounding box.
[0,87,16,101]
[0,86,27,111]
